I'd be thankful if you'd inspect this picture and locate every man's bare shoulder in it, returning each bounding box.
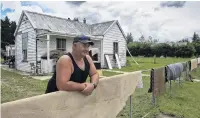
[57,55,72,66]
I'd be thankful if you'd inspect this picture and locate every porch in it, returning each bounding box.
[34,32,103,75]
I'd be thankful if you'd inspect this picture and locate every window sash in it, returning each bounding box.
[22,49,27,61]
[113,42,118,59]
[22,33,28,61]
[57,38,66,50]
[22,33,28,50]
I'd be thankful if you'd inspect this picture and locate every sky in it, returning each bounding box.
[1,1,200,42]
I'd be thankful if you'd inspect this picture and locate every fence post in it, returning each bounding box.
[130,95,132,118]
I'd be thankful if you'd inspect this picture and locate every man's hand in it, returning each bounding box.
[81,83,95,95]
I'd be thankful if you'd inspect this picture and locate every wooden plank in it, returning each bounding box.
[115,53,121,69]
[105,55,112,69]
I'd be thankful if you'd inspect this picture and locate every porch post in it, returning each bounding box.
[47,34,50,73]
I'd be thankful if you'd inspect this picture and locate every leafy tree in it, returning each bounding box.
[192,42,200,56]
[126,33,134,44]
[1,16,16,49]
[192,32,200,42]
[139,35,145,42]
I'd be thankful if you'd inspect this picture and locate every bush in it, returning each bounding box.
[127,42,152,57]
[127,42,196,58]
[175,44,196,58]
[151,43,173,57]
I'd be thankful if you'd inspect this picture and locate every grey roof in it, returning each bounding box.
[91,21,115,35]
[25,11,115,36]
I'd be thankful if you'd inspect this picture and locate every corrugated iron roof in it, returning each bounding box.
[25,10,115,36]
[91,21,115,35]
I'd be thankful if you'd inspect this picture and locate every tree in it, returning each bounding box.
[139,35,145,42]
[126,33,134,44]
[192,42,200,56]
[1,16,16,49]
[10,21,17,44]
[175,44,196,58]
[146,36,158,44]
[179,38,189,43]
[192,32,200,42]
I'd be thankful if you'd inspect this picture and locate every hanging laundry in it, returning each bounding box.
[148,67,166,97]
[182,62,188,72]
[136,75,143,88]
[166,63,183,81]
[197,57,200,65]
[148,69,154,93]
[190,59,198,71]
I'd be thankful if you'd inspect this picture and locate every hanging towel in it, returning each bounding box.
[182,62,187,72]
[2,71,142,118]
[166,63,183,81]
[197,57,200,65]
[148,69,154,93]
[148,67,166,97]
[190,59,198,71]
[136,76,143,88]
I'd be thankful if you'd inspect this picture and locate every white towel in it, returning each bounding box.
[137,76,143,88]
[191,59,198,71]
[197,58,200,64]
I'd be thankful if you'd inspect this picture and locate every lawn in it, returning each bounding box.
[1,68,121,103]
[116,56,200,118]
[1,57,200,118]
[117,68,200,118]
[115,57,192,73]
[1,69,49,103]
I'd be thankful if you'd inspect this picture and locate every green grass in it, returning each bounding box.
[1,69,120,103]
[1,69,48,103]
[114,57,192,72]
[1,58,4,63]
[102,71,122,76]
[117,67,200,118]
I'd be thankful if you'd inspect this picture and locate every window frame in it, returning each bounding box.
[56,38,66,51]
[113,42,119,59]
[22,32,28,62]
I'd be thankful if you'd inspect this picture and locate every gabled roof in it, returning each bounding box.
[14,10,125,39]
[91,20,115,35]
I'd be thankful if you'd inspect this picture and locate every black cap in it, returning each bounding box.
[73,35,94,46]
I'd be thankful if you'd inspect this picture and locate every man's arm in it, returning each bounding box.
[56,55,86,91]
[86,55,99,87]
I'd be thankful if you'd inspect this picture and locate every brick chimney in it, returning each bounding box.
[83,18,86,24]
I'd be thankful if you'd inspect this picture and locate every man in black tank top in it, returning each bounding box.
[45,35,99,95]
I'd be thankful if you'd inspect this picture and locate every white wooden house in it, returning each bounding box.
[14,10,127,73]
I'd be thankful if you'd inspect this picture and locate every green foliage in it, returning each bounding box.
[192,32,200,42]
[127,42,152,57]
[151,43,173,57]
[126,33,134,44]
[192,41,200,56]
[127,42,197,58]
[175,44,196,58]
[1,16,16,49]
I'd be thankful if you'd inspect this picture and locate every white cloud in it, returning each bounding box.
[2,1,200,42]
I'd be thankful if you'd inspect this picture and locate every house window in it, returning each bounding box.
[56,38,66,51]
[22,32,28,61]
[113,42,118,59]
